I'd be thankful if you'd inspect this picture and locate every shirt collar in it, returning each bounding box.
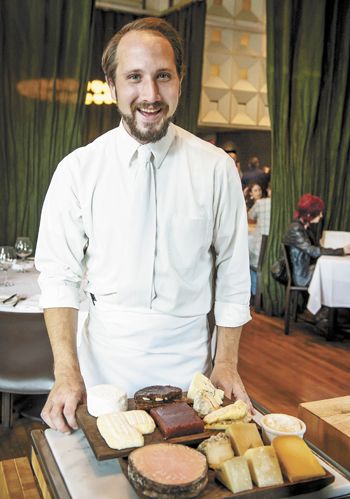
[116,120,176,169]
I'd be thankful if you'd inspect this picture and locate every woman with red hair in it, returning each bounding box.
[283,194,350,287]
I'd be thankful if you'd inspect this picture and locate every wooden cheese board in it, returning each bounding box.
[76,399,213,461]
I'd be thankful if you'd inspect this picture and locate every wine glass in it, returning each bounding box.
[0,246,16,286]
[14,236,33,262]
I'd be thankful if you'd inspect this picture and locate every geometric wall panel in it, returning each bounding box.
[231,93,258,125]
[200,88,231,124]
[205,27,233,53]
[202,54,233,89]
[199,0,269,129]
[233,0,265,24]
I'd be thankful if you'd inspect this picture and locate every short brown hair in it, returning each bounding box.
[102,17,185,83]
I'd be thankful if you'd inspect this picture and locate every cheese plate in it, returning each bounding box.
[76,400,334,498]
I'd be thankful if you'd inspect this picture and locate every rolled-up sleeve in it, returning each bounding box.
[35,156,87,309]
[213,160,251,327]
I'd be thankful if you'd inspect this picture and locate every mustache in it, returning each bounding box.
[131,101,167,112]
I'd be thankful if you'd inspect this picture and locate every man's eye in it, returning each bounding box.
[128,74,141,81]
[158,72,171,81]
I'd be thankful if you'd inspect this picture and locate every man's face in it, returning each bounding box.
[109,30,181,143]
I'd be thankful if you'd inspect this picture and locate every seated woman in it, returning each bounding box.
[283,193,350,287]
[244,182,266,211]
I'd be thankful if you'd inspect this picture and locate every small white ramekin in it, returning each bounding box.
[260,413,306,443]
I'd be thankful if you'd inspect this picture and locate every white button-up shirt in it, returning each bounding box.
[36,122,251,327]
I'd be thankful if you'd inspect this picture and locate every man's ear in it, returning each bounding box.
[107,78,117,102]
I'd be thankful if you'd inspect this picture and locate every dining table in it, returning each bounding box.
[307,255,350,339]
[0,261,88,343]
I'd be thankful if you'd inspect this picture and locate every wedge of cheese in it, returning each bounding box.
[244,446,283,487]
[123,410,156,434]
[226,422,263,456]
[272,435,326,482]
[97,413,144,450]
[203,400,251,429]
[187,372,224,405]
[216,457,253,494]
[197,433,234,469]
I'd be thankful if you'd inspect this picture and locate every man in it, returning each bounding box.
[241,155,269,191]
[36,18,252,434]
[225,148,242,179]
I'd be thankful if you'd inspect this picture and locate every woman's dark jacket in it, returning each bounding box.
[283,220,344,287]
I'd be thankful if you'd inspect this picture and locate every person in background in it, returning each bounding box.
[241,156,269,191]
[248,186,271,296]
[35,17,252,434]
[283,194,350,287]
[244,181,266,211]
[225,149,242,179]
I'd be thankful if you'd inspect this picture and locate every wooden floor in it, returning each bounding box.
[1,311,350,461]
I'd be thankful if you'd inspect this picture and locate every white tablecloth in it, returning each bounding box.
[307,256,350,314]
[0,266,88,344]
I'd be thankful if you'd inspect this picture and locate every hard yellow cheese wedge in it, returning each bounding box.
[226,422,263,455]
[244,446,283,487]
[216,457,253,494]
[272,435,326,482]
[123,410,155,434]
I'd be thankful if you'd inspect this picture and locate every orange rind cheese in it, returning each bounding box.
[272,435,326,482]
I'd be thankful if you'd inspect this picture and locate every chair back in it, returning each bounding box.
[281,243,293,287]
[0,312,54,394]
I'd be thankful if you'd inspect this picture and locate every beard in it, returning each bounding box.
[119,101,172,143]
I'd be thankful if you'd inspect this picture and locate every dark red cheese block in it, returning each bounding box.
[128,443,208,498]
[150,402,204,439]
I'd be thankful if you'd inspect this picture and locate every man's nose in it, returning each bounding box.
[141,77,160,102]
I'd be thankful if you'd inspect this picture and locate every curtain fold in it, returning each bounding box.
[264,0,350,315]
[0,0,94,247]
[164,0,206,134]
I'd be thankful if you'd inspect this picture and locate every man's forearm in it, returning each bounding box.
[43,307,80,378]
[214,325,243,367]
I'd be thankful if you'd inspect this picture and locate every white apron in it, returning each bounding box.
[78,297,212,396]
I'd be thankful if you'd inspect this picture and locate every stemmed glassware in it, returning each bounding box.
[14,236,33,263]
[0,246,16,286]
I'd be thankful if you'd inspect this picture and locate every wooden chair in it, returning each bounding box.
[251,235,268,313]
[0,312,54,428]
[282,244,309,335]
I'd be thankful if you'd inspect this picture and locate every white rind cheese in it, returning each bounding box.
[123,410,156,434]
[87,384,128,417]
[97,413,144,450]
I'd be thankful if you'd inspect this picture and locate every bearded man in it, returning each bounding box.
[35,18,252,433]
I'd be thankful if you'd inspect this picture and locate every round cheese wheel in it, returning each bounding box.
[128,443,208,498]
[87,384,128,417]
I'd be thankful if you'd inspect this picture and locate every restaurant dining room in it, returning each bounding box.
[1,0,350,497]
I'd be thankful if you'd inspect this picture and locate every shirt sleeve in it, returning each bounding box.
[35,156,87,309]
[213,159,251,327]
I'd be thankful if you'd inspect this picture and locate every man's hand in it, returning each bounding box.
[210,361,254,414]
[41,373,86,433]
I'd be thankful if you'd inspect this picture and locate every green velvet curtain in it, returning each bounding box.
[263,0,350,315]
[83,0,206,143]
[0,0,94,248]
